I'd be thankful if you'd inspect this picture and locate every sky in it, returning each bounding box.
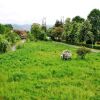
[0,0,100,25]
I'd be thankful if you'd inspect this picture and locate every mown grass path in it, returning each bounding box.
[57,42,100,53]
[11,39,26,51]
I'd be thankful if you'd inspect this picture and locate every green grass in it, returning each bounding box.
[0,41,100,100]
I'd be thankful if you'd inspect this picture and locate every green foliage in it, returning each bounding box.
[5,31,20,44]
[72,16,85,23]
[64,18,82,44]
[55,20,63,27]
[0,24,5,34]
[42,25,47,32]
[76,47,91,59]
[31,23,42,40]
[31,23,47,40]
[0,24,13,35]
[27,32,34,41]
[52,27,63,41]
[48,20,64,41]
[38,32,46,40]
[79,20,93,43]
[64,18,72,42]
[4,24,13,30]
[0,35,10,53]
[88,9,100,42]
[0,39,9,53]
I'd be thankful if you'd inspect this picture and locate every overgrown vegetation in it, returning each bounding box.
[0,24,20,53]
[0,8,100,99]
[47,9,100,49]
[0,41,100,99]
[76,47,91,59]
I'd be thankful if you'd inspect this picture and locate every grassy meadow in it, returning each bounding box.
[0,41,100,100]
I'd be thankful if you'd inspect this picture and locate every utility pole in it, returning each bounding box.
[42,17,46,32]
[61,16,64,24]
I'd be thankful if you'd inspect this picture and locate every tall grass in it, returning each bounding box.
[0,41,100,99]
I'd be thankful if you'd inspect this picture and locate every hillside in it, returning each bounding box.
[0,41,100,99]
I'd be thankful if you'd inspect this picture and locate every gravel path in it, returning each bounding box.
[11,39,26,51]
[56,42,100,53]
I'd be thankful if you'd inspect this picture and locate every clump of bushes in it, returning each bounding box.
[5,31,21,45]
[76,47,91,59]
[0,35,10,53]
[0,40,9,53]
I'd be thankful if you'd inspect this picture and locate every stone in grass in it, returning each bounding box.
[61,50,72,60]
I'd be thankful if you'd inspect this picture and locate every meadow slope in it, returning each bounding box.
[0,41,100,100]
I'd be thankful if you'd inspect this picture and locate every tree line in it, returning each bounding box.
[0,8,100,53]
[31,9,100,48]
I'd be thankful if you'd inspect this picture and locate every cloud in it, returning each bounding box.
[0,0,100,24]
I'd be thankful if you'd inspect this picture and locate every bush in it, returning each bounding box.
[27,32,34,41]
[38,32,46,40]
[76,47,91,59]
[93,45,100,50]
[0,39,9,53]
[6,32,20,44]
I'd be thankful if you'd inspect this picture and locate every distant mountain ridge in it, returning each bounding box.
[13,24,31,31]
[12,24,53,31]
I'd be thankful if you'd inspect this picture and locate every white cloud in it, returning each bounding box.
[0,0,100,25]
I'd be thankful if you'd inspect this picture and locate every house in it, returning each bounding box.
[14,30,27,39]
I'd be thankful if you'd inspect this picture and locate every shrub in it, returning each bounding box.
[0,39,9,53]
[38,32,46,40]
[93,45,100,50]
[76,47,91,59]
[6,32,20,44]
[27,32,34,41]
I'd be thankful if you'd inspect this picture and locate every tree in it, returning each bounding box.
[31,23,42,40]
[72,16,85,23]
[0,35,9,53]
[52,27,63,41]
[88,9,100,43]
[64,18,72,43]
[31,23,47,40]
[49,20,64,41]
[79,20,93,44]
[0,24,13,35]
[42,25,47,33]
[97,30,100,42]
[70,21,82,43]
[0,24,5,34]
[55,20,63,27]
[64,18,82,44]
[47,27,55,40]
[5,31,20,44]
[85,31,94,48]
[5,24,13,30]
